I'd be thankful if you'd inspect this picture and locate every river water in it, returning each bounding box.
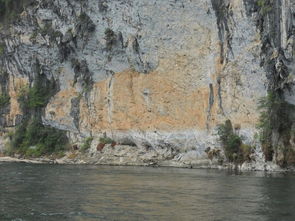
[0,163,295,221]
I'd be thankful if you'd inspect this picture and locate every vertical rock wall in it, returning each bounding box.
[0,0,294,168]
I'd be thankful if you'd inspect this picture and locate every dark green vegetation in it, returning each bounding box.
[256,0,273,15]
[9,118,69,157]
[0,42,5,55]
[0,93,10,108]
[0,71,10,110]
[258,93,295,166]
[7,65,69,157]
[75,12,95,44]
[30,23,62,43]
[99,136,114,145]
[0,0,32,24]
[18,63,57,111]
[254,0,295,167]
[217,120,252,163]
[80,137,93,152]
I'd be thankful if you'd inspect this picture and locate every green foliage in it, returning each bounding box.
[257,93,276,159]
[29,23,62,43]
[10,118,69,156]
[0,93,10,108]
[0,0,31,23]
[257,92,295,163]
[40,23,62,41]
[217,120,252,163]
[257,0,273,15]
[99,136,114,145]
[17,74,56,110]
[75,11,95,44]
[79,12,89,23]
[240,144,253,162]
[29,30,38,42]
[17,85,29,110]
[27,85,48,108]
[24,146,43,157]
[80,137,93,152]
[7,61,66,157]
[3,145,14,156]
[0,43,5,55]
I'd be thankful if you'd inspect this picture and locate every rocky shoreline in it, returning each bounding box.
[1,144,293,172]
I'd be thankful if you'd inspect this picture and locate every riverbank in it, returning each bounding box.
[1,144,293,172]
[0,156,49,164]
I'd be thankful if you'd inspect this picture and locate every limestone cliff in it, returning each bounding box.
[0,0,294,170]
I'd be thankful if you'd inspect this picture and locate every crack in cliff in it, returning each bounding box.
[206,83,215,130]
[70,96,81,131]
[210,0,235,120]
[211,0,234,65]
[107,73,114,125]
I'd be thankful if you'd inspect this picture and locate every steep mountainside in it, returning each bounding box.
[0,0,294,170]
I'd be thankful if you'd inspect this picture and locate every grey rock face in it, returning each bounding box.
[0,0,294,169]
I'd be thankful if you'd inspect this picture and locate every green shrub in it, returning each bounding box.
[217,120,252,163]
[10,64,67,157]
[0,0,31,23]
[27,85,48,108]
[257,93,276,160]
[257,0,273,15]
[17,73,56,110]
[25,145,43,157]
[240,144,253,162]
[99,136,114,145]
[29,30,38,42]
[10,118,69,156]
[39,23,62,41]
[257,92,295,164]
[80,137,93,152]
[0,93,10,108]
[0,43,5,55]
[17,85,29,110]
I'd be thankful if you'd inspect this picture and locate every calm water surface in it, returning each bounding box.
[0,163,295,221]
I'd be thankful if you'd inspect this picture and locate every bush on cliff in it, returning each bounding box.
[80,137,93,152]
[0,42,5,55]
[0,93,10,108]
[257,92,295,166]
[0,0,32,23]
[257,0,273,15]
[17,75,55,110]
[217,120,252,163]
[9,118,69,157]
[5,61,67,157]
[99,136,114,145]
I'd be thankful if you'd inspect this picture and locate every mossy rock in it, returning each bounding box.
[0,93,10,108]
[0,42,5,55]
[80,137,93,152]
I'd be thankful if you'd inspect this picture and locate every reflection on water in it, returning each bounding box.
[0,163,295,221]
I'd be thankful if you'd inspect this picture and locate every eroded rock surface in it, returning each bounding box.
[0,0,294,170]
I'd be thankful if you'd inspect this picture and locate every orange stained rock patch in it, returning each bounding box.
[78,69,210,131]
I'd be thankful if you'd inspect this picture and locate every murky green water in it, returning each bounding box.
[0,163,295,221]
